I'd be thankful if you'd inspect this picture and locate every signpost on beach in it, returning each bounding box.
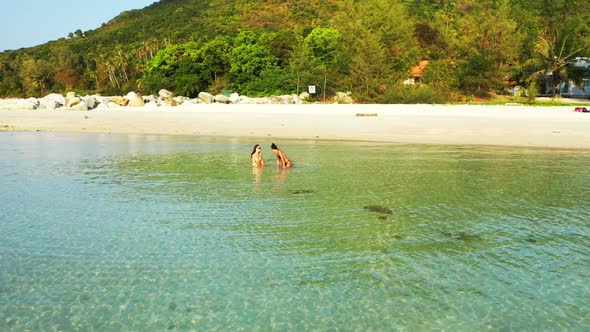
[308,85,316,100]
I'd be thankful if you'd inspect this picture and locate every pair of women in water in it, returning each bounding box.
[251,143,292,168]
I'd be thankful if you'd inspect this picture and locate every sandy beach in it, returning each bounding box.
[1,104,589,149]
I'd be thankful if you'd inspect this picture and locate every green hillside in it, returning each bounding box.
[1,0,588,103]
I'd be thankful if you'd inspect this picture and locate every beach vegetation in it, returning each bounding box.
[378,84,447,104]
[0,0,588,104]
[525,81,539,103]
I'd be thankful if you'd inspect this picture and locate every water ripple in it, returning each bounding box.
[1,133,589,330]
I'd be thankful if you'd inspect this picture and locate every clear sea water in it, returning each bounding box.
[0,132,588,331]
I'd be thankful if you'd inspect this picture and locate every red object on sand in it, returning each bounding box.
[574,107,588,112]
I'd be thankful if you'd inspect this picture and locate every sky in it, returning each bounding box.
[0,0,156,52]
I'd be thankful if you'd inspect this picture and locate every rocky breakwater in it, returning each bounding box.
[0,89,352,111]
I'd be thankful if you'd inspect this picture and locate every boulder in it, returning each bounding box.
[159,89,174,99]
[161,98,179,107]
[126,92,145,107]
[175,96,189,104]
[82,95,99,110]
[236,96,253,104]
[214,94,230,104]
[39,93,65,109]
[198,92,215,104]
[143,95,158,105]
[287,94,300,104]
[229,93,240,104]
[27,97,41,109]
[299,92,310,102]
[0,98,40,110]
[144,101,159,109]
[238,97,270,104]
[68,101,88,111]
[181,98,200,106]
[108,96,129,107]
[333,91,353,104]
[65,97,82,108]
[107,101,124,108]
[65,91,85,109]
[270,95,298,104]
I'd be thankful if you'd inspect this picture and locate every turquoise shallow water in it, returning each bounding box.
[0,132,589,331]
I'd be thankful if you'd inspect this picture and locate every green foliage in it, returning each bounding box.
[0,51,23,96]
[414,21,448,60]
[0,0,588,101]
[457,55,499,97]
[228,33,279,95]
[304,28,341,64]
[421,59,458,97]
[377,84,447,104]
[453,0,523,95]
[525,80,539,103]
[145,38,232,97]
[250,67,295,97]
[258,31,297,68]
[334,0,420,101]
[19,58,54,96]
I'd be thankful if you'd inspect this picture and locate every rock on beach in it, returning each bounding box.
[0,89,335,111]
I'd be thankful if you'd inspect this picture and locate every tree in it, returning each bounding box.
[198,36,232,92]
[304,27,341,65]
[524,0,590,95]
[0,51,24,96]
[346,28,391,101]
[289,35,322,96]
[454,0,523,95]
[421,59,458,100]
[19,58,53,96]
[54,68,79,91]
[334,0,418,101]
[228,32,278,96]
[145,42,199,96]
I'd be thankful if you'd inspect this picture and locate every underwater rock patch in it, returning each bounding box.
[441,231,482,242]
[363,205,393,214]
[290,189,316,195]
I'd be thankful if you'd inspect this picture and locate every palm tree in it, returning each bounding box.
[528,30,588,96]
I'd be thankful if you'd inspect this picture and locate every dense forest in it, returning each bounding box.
[0,0,589,103]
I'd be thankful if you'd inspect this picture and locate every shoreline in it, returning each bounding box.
[1,104,590,149]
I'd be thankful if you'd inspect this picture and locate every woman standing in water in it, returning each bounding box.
[271,143,292,168]
[251,144,264,167]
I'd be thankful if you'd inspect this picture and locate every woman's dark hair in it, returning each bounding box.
[251,144,260,156]
[271,143,278,150]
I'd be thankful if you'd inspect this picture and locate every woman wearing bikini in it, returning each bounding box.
[251,144,264,167]
[271,143,292,168]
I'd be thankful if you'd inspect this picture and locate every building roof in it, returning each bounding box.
[411,60,430,78]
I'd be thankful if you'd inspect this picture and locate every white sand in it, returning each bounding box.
[1,104,589,149]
